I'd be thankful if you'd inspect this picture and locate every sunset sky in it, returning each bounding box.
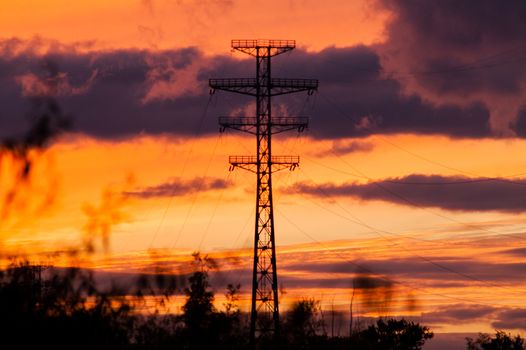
[2,1,526,347]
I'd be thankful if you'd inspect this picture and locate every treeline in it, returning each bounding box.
[0,254,517,349]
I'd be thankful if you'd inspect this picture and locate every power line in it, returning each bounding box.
[294,167,526,294]
[272,49,526,297]
[318,89,526,183]
[317,94,492,178]
[170,132,223,250]
[306,155,526,186]
[334,41,526,82]
[304,141,526,242]
[197,171,232,250]
[148,94,215,249]
[276,208,524,309]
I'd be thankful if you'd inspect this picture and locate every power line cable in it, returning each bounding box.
[170,132,223,250]
[147,94,216,249]
[295,167,526,294]
[303,138,526,243]
[316,93,526,181]
[276,207,526,308]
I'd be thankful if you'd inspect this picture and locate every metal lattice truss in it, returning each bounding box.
[209,39,318,346]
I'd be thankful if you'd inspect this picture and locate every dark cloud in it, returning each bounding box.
[378,0,526,136]
[124,177,231,199]
[0,39,498,141]
[492,308,526,329]
[513,109,526,137]
[0,43,250,141]
[502,247,526,257]
[353,273,392,290]
[277,45,492,139]
[287,174,526,213]
[282,257,526,283]
[422,304,497,324]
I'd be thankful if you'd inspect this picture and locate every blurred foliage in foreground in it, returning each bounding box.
[0,254,434,350]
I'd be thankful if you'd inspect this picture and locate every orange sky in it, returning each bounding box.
[4,133,526,253]
[0,0,388,53]
[2,0,526,341]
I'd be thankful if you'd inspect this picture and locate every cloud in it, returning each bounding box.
[502,247,526,257]
[124,177,231,199]
[0,42,252,140]
[63,236,526,331]
[278,45,492,139]
[0,39,499,142]
[377,0,526,136]
[422,304,497,324]
[313,140,374,157]
[15,60,98,97]
[492,308,526,329]
[282,257,526,284]
[141,50,208,103]
[287,174,526,213]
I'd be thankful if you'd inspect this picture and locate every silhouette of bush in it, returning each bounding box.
[282,298,327,349]
[351,318,433,350]
[467,331,524,350]
[0,263,133,349]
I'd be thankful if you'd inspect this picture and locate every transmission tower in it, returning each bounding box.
[209,39,318,346]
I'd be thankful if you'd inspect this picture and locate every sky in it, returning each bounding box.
[2,0,526,347]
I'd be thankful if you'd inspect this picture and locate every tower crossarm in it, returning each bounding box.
[219,116,258,134]
[271,116,309,133]
[231,39,295,57]
[209,78,257,96]
[209,78,318,96]
[228,155,300,173]
[270,78,319,96]
[219,116,309,134]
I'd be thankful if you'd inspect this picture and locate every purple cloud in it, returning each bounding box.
[492,308,526,329]
[287,174,526,213]
[0,39,495,141]
[124,177,231,199]
[378,0,526,136]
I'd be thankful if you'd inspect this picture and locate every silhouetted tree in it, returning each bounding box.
[354,318,433,350]
[180,252,246,349]
[182,267,215,337]
[224,283,241,316]
[467,331,524,350]
[284,298,327,349]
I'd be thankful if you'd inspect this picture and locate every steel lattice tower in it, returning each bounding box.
[209,39,318,346]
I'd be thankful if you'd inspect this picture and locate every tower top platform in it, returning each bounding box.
[231,39,295,49]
